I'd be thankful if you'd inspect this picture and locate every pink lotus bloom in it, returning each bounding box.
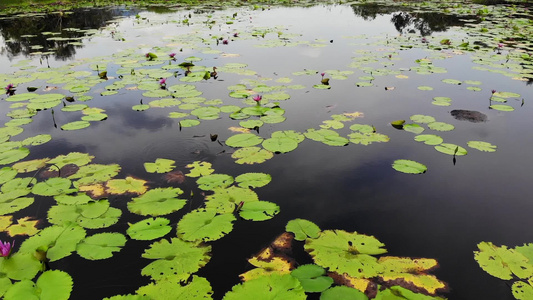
[252,95,262,102]
[169,53,176,58]
[233,33,239,37]
[498,43,503,48]
[222,39,229,45]
[491,89,496,94]
[320,72,325,77]
[5,83,13,91]
[0,240,14,257]
[145,53,150,58]
[421,37,427,43]
[159,78,166,85]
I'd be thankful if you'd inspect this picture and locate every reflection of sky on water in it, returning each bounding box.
[0,3,532,299]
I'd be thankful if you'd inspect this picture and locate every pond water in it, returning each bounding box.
[1,1,533,299]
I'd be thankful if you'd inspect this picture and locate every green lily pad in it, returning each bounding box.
[235,173,272,189]
[403,124,425,134]
[304,229,386,278]
[474,242,533,280]
[196,174,234,191]
[0,167,17,185]
[262,137,298,153]
[428,122,455,131]
[177,209,236,242]
[410,115,436,123]
[0,148,30,165]
[392,159,427,174]
[224,274,305,300]
[70,163,121,186]
[467,141,497,152]
[179,119,201,127]
[490,104,514,111]
[513,281,533,300]
[144,158,175,173]
[137,276,213,300]
[232,147,274,165]
[32,178,77,196]
[141,238,211,281]
[19,223,86,262]
[191,107,221,120]
[126,217,171,241]
[22,134,52,146]
[271,130,305,143]
[0,253,41,281]
[313,84,331,90]
[435,143,467,156]
[61,121,90,131]
[239,120,264,129]
[128,188,186,216]
[442,79,462,85]
[414,134,443,145]
[417,86,433,91]
[226,133,263,148]
[286,219,321,241]
[239,201,280,221]
[4,270,73,300]
[291,264,333,293]
[320,286,367,300]
[76,233,126,260]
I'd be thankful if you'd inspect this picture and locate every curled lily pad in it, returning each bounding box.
[286,219,321,241]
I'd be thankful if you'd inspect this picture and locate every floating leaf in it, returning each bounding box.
[106,176,148,195]
[392,159,427,174]
[410,115,436,124]
[467,141,497,152]
[434,144,467,156]
[5,270,73,300]
[76,233,126,260]
[224,274,305,300]
[232,147,273,164]
[179,119,200,127]
[0,168,17,185]
[197,174,234,191]
[48,152,94,168]
[320,286,367,300]
[490,104,514,111]
[0,148,30,165]
[144,158,175,173]
[304,129,349,146]
[226,133,263,148]
[513,281,533,300]
[262,137,298,153]
[239,120,264,129]
[128,188,186,216]
[235,173,272,188]
[442,79,462,85]
[185,161,214,178]
[61,121,90,131]
[403,124,425,134]
[475,242,533,280]
[70,163,121,186]
[348,133,389,145]
[6,217,40,237]
[427,122,454,132]
[417,86,433,91]
[19,223,86,262]
[239,201,280,221]
[240,252,293,282]
[271,130,305,143]
[32,177,77,196]
[414,134,443,146]
[304,230,386,278]
[286,219,321,241]
[291,264,334,293]
[127,217,171,241]
[5,159,39,175]
[177,209,236,242]
[141,238,211,281]
[137,276,213,300]
[0,253,41,281]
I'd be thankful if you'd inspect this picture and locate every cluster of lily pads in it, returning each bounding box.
[0,0,532,299]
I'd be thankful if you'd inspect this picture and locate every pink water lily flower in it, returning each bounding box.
[252,95,262,103]
[320,72,325,78]
[5,83,15,95]
[497,43,504,48]
[169,53,176,58]
[233,33,239,37]
[159,78,166,86]
[0,240,14,257]
[491,89,496,94]
[222,39,229,45]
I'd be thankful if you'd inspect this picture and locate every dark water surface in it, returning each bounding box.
[1,2,532,299]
